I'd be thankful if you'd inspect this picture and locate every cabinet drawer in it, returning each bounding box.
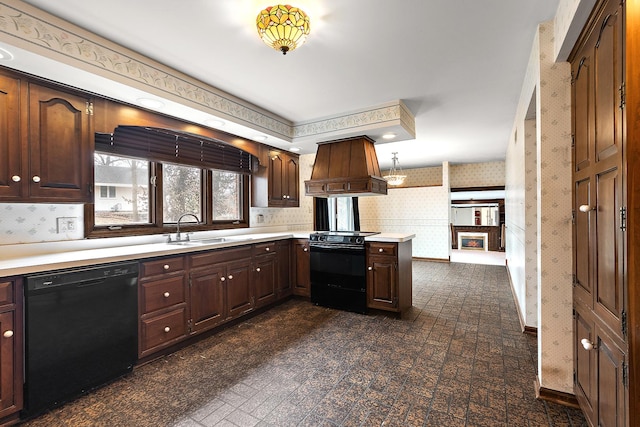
[368,242,397,256]
[140,306,188,354]
[140,257,185,277]
[140,275,186,314]
[252,241,277,256]
[0,280,14,306]
[190,247,252,269]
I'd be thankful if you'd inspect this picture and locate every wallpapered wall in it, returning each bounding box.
[506,18,573,394]
[0,158,499,248]
[449,161,505,188]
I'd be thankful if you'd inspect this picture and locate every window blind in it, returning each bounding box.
[95,126,254,174]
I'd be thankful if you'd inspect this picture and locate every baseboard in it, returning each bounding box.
[523,325,537,335]
[412,256,449,263]
[534,376,580,408]
[506,265,530,334]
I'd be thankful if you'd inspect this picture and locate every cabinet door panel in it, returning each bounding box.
[572,52,593,173]
[253,255,276,307]
[367,256,397,310]
[595,167,623,332]
[0,74,22,199]
[285,156,299,206]
[190,267,225,333]
[226,259,253,318]
[596,330,626,427]
[0,311,17,416]
[292,240,310,297]
[28,84,91,201]
[574,177,593,304]
[574,307,595,421]
[268,153,285,205]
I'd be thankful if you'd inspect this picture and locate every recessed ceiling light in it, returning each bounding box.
[254,135,268,141]
[290,147,300,152]
[137,98,164,109]
[205,119,225,127]
[0,47,14,60]
[382,133,396,140]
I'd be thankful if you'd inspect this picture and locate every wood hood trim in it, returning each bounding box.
[304,136,388,197]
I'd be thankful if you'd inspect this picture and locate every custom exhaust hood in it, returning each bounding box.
[305,136,387,197]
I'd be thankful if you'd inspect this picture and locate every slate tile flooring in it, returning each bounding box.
[21,261,587,426]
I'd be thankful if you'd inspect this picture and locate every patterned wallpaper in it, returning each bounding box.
[380,166,443,188]
[360,162,450,260]
[0,203,84,244]
[506,19,574,394]
[450,161,506,187]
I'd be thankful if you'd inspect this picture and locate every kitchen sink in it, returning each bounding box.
[166,236,254,246]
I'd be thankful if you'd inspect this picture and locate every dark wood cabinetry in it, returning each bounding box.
[570,0,637,424]
[252,242,278,308]
[252,148,300,207]
[0,277,22,425]
[138,256,189,358]
[292,239,310,297]
[0,68,93,203]
[366,241,412,313]
[276,240,292,298]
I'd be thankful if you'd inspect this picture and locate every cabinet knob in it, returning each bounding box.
[32,175,41,183]
[11,175,20,182]
[368,266,373,271]
[303,248,308,252]
[579,204,594,213]
[164,326,171,333]
[378,248,384,253]
[163,264,170,270]
[266,247,270,251]
[163,292,170,298]
[228,275,233,280]
[580,338,596,351]
[220,276,226,282]
[3,330,13,338]
[256,267,261,272]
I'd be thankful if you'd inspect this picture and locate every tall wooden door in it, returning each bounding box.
[571,0,628,425]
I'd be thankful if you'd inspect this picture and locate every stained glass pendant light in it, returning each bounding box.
[256,5,310,55]
[384,152,407,186]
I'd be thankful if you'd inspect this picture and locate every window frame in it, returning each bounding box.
[85,154,250,239]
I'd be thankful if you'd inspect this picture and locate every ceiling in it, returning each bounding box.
[11,0,560,169]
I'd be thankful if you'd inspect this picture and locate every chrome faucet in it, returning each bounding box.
[170,213,200,242]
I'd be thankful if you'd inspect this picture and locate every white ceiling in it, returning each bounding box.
[13,0,560,169]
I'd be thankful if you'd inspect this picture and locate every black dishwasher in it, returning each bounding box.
[23,261,139,417]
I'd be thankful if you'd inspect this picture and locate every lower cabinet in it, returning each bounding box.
[276,240,292,298]
[574,303,627,427]
[0,277,22,424]
[292,239,310,297]
[252,242,278,308]
[189,265,225,333]
[366,241,412,312]
[138,256,189,358]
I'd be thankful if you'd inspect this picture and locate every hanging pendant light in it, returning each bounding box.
[256,5,310,55]
[383,152,406,186]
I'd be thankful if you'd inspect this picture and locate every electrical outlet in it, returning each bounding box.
[57,217,77,233]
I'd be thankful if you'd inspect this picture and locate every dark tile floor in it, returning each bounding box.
[20,261,587,426]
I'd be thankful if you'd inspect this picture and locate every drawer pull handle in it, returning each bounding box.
[228,275,233,280]
[32,175,41,183]
[3,330,13,338]
[163,292,170,298]
[163,264,170,270]
[580,338,596,351]
[11,175,20,182]
[220,277,226,282]
[266,247,270,251]
[303,248,308,252]
[164,326,171,333]
[368,266,373,271]
[256,267,261,272]
[378,248,384,253]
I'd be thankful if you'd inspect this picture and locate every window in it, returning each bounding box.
[99,186,116,199]
[94,153,150,226]
[88,126,252,237]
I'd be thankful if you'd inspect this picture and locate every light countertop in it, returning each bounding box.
[0,232,415,276]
